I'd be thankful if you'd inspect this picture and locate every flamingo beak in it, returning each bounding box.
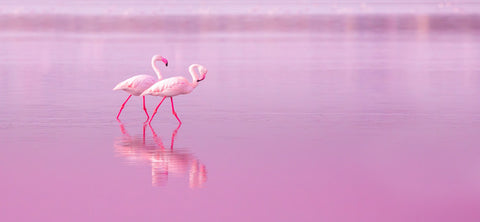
[161,57,169,67]
[197,76,205,82]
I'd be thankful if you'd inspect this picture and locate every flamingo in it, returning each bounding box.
[113,55,168,121]
[141,64,208,124]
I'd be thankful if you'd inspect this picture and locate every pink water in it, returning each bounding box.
[1,14,480,222]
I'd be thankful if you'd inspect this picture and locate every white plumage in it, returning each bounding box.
[113,55,168,121]
[142,64,208,124]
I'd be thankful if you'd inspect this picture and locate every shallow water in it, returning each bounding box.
[1,15,480,221]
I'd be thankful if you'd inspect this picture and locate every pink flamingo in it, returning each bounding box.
[113,55,168,121]
[141,64,208,124]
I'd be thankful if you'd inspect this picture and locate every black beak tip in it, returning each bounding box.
[165,63,168,67]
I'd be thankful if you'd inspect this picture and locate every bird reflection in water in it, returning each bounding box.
[114,123,207,188]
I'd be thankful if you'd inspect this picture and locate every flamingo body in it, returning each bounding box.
[141,76,193,97]
[113,74,156,96]
[113,55,168,121]
[142,64,208,124]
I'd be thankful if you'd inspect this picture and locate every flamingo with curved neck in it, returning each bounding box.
[113,55,168,121]
[141,64,208,124]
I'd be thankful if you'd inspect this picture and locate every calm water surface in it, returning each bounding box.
[1,15,480,221]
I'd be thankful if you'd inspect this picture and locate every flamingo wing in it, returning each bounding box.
[142,77,190,97]
[113,75,156,96]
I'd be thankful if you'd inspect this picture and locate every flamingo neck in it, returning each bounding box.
[152,58,162,80]
[189,64,201,88]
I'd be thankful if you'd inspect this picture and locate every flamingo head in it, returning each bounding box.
[162,57,169,67]
[153,55,169,67]
[196,65,208,82]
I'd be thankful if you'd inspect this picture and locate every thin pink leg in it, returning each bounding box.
[170,97,182,124]
[142,96,150,122]
[116,95,132,121]
[149,96,167,124]
[142,123,146,145]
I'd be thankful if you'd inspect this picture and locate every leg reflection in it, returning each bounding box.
[115,122,207,188]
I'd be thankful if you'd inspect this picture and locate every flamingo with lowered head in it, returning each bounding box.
[113,55,168,121]
[141,64,207,124]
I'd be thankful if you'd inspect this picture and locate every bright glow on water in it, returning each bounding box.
[1,14,480,221]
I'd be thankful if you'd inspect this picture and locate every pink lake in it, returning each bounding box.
[1,14,480,222]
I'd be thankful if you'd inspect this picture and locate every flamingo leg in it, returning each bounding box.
[142,96,150,122]
[149,96,167,124]
[170,97,182,124]
[142,123,146,145]
[116,95,132,121]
